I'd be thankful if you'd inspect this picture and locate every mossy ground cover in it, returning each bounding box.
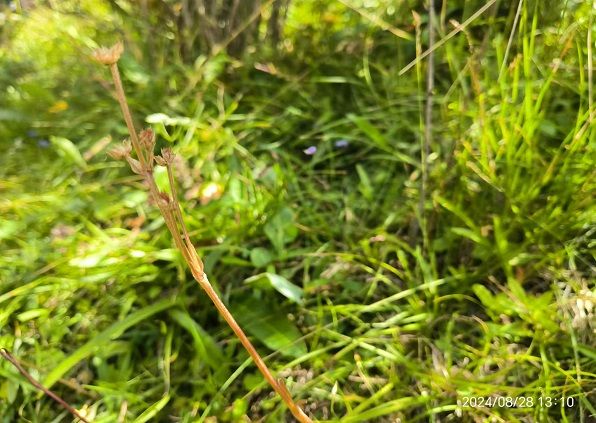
[0,1,594,422]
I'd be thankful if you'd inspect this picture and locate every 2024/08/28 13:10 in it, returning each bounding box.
[459,396,576,408]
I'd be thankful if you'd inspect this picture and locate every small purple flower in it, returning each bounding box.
[27,130,39,138]
[334,139,349,148]
[37,139,50,148]
[303,146,317,155]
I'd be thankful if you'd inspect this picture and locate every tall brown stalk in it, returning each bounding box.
[93,42,312,423]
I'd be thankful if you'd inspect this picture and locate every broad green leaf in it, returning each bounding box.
[232,298,306,358]
[42,299,176,390]
[169,309,220,369]
[0,380,19,404]
[245,273,304,303]
[264,207,298,253]
[8,381,18,404]
[151,249,178,262]
[49,136,86,168]
[250,247,274,268]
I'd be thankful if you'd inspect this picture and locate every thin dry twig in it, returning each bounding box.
[93,42,312,423]
[399,0,498,75]
[420,0,435,255]
[0,348,90,423]
[588,0,594,113]
[498,0,524,81]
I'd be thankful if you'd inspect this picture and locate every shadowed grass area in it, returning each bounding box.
[0,0,594,422]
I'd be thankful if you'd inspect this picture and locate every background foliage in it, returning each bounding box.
[0,0,594,421]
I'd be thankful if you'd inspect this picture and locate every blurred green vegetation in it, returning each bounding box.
[0,0,594,422]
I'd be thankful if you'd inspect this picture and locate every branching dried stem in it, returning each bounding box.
[94,42,312,423]
[0,349,90,423]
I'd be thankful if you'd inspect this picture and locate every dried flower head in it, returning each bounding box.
[157,191,171,208]
[161,147,175,164]
[154,155,167,166]
[107,139,132,160]
[139,128,156,150]
[126,156,144,174]
[92,42,124,65]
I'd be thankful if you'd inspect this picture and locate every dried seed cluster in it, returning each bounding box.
[107,129,173,172]
[92,42,123,65]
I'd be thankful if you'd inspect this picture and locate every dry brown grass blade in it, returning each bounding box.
[399,0,498,75]
[1,348,91,423]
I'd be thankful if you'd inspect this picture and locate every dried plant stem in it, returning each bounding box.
[198,273,311,423]
[588,0,593,113]
[99,48,312,423]
[420,0,435,255]
[498,0,523,81]
[1,349,90,423]
[109,63,147,167]
[399,0,497,75]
